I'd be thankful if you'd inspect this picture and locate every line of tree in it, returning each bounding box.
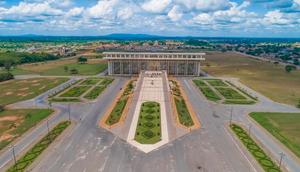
[0,52,62,67]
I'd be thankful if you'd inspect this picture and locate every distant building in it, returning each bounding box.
[104,52,205,76]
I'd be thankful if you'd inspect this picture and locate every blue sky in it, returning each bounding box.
[0,0,300,37]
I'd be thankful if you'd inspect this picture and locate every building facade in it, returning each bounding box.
[104,52,205,76]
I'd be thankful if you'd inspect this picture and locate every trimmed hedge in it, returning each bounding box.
[0,72,14,82]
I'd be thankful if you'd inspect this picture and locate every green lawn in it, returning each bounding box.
[215,87,246,100]
[0,67,33,75]
[223,100,256,105]
[60,86,91,97]
[135,102,161,144]
[230,123,280,172]
[84,86,106,100]
[7,121,70,172]
[250,112,300,158]
[174,98,194,127]
[50,98,80,102]
[193,80,221,101]
[105,97,128,125]
[0,78,68,105]
[205,79,228,87]
[0,109,53,151]
[80,78,102,85]
[40,63,107,76]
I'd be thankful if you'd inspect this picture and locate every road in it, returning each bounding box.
[0,76,299,172]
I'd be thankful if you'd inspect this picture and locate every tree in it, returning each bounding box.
[4,60,13,73]
[70,68,79,74]
[0,104,5,112]
[294,58,299,66]
[297,100,300,108]
[285,65,296,73]
[78,56,87,64]
[64,66,69,72]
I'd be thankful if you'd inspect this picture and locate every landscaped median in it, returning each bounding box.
[170,80,195,127]
[193,78,256,105]
[104,80,135,126]
[134,101,161,144]
[230,123,281,172]
[6,121,71,172]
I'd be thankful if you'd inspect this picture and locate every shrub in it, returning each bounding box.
[297,100,300,108]
[70,68,79,74]
[143,130,154,138]
[0,72,14,82]
[0,105,5,112]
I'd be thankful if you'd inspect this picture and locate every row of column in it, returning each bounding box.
[108,60,201,76]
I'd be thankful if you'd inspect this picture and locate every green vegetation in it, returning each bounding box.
[60,86,91,97]
[84,86,105,100]
[174,98,194,127]
[0,52,61,67]
[80,78,102,85]
[214,87,246,100]
[0,109,53,151]
[202,52,300,106]
[135,102,161,144]
[250,112,300,158]
[225,81,258,101]
[171,80,194,127]
[298,100,300,108]
[50,98,80,102]
[223,100,255,105]
[106,98,128,125]
[230,123,281,172]
[0,73,14,82]
[40,63,107,76]
[7,121,70,172]
[193,79,221,101]
[105,80,135,125]
[0,78,68,105]
[205,79,228,87]
[83,78,113,100]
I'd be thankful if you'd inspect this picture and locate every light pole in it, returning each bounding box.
[248,123,252,136]
[68,103,71,121]
[11,145,17,169]
[279,152,285,170]
[229,106,233,125]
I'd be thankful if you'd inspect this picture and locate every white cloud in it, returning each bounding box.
[263,10,291,25]
[141,0,172,13]
[66,7,84,17]
[87,0,119,19]
[168,5,183,21]
[1,2,62,17]
[193,13,213,25]
[117,7,134,20]
[175,0,231,12]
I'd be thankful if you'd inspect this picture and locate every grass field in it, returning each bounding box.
[40,63,107,76]
[19,58,107,76]
[230,123,281,172]
[0,109,53,151]
[134,102,161,144]
[205,79,228,87]
[0,78,68,105]
[84,86,105,100]
[60,86,91,97]
[193,80,221,101]
[7,121,70,172]
[214,87,246,100]
[250,112,300,158]
[202,52,300,106]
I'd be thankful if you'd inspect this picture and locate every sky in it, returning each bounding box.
[0,0,300,37]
